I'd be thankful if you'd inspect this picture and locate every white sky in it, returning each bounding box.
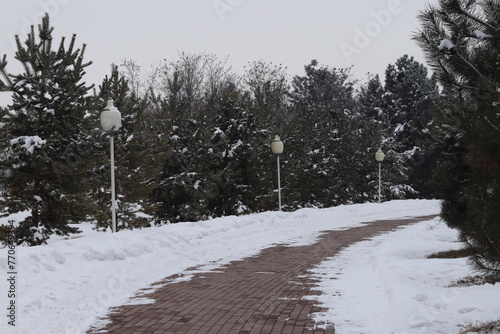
[1,0,437,105]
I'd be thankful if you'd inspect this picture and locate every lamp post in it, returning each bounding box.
[100,100,122,233]
[375,148,385,203]
[270,135,284,211]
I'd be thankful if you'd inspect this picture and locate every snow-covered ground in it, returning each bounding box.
[0,200,498,334]
[308,216,500,334]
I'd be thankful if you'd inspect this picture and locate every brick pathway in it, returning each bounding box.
[87,215,437,334]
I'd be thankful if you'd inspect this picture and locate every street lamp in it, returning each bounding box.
[375,148,385,203]
[100,100,122,233]
[270,135,284,211]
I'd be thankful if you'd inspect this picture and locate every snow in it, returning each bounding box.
[308,217,500,333]
[438,39,456,51]
[228,139,244,157]
[13,80,25,88]
[474,30,491,39]
[10,135,47,154]
[0,200,498,334]
[213,127,224,136]
[394,123,405,133]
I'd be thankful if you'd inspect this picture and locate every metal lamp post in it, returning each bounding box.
[270,135,284,211]
[100,100,122,233]
[375,148,385,203]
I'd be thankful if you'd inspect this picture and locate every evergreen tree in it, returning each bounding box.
[151,116,205,224]
[287,61,360,207]
[356,67,434,201]
[200,82,265,216]
[357,74,385,121]
[0,14,94,245]
[382,55,440,198]
[150,53,255,223]
[151,75,269,223]
[243,60,290,131]
[415,0,500,277]
[356,75,405,201]
[90,65,159,231]
[243,60,290,209]
[384,55,438,133]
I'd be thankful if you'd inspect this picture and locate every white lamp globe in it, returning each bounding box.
[271,135,284,155]
[375,148,385,162]
[100,100,122,132]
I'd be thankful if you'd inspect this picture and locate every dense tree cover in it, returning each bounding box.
[415,0,500,277]
[1,14,441,245]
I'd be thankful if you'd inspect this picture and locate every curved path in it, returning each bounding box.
[88,215,437,334]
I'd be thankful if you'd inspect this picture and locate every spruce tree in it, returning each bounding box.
[415,0,500,277]
[243,60,290,210]
[357,74,385,121]
[151,115,208,224]
[382,55,440,198]
[194,83,247,216]
[0,14,94,245]
[151,77,267,223]
[149,53,276,223]
[90,65,159,231]
[243,60,290,131]
[288,61,359,207]
[149,53,211,223]
[356,74,415,201]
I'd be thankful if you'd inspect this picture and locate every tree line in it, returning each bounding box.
[0,15,439,244]
[0,15,439,240]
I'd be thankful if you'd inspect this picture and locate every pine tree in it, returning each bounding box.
[382,55,440,198]
[243,60,290,209]
[356,75,408,201]
[384,55,438,133]
[90,65,160,231]
[243,60,290,130]
[287,61,360,207]
[149,53,231,223]
[151,75,268,223]
[0,14,94,245]
[355,63,439,201]
[415,0,500,277]
[357,74,385,121]
[151,116,205,224]
[200,82,263,216]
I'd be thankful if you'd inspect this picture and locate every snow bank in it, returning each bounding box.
[0,200,440,334]
[309,217,500,333]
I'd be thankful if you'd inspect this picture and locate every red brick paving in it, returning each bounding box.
[87,215,437,334]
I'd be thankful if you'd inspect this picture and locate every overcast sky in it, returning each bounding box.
[1,0,437,105]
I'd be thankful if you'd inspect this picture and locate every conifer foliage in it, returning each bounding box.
[0,14,93,245]
[90,65,159,231]
[415,0,500,277]
[0,13,447,246]
[150,56,271,223]
[358,56,440,199]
